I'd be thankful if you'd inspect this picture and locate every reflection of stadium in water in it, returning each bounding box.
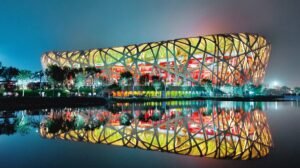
[39,101,273,160]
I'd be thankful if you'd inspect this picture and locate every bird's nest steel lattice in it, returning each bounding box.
[41,33,271,86]
[39,102,273,160]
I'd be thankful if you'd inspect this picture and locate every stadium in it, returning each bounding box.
[41,33,271,86]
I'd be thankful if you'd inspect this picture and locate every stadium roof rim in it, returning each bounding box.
[43,32,270,54]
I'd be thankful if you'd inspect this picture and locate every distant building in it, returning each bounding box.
[41,33,271,86]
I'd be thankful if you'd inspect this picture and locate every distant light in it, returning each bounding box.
[272,81,280,88]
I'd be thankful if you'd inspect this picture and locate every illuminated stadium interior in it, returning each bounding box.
[41,33,271,86]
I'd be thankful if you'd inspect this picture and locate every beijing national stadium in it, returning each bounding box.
[41,33,271,88]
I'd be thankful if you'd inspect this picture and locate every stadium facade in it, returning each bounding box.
[41,33,271,86]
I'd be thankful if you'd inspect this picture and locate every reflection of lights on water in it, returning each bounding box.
[275,102,278,110]
[36,103,273,160]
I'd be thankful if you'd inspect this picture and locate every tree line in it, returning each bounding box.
[1,61,300,97]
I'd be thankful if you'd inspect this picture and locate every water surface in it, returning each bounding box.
[0,101,299,168]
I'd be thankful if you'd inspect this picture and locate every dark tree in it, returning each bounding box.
[138,112,149,122]
[119,71,134,97]
[105,103,122,114]
[85,67,102,88]
[46,118,64,134]
[119,113,133,126]
[151,75,161,82]
[107,82,120,91]
[0,118,17,135]
[151,75,162,96]
[32,70,45,83]
[139,74,149,85]
[120,71,133,79]
[45,65,66,85]
[201,78,212,85]
[0,66,19,82]
[151,111,161,121]
[66,68,76,80]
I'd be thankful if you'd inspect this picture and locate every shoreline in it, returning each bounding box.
[0,95,297,111]
[110,95,291,103]
[0,97,106,111]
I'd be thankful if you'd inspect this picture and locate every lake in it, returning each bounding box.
[0,100,299,168]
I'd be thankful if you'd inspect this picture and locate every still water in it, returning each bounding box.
[0,101,299,168]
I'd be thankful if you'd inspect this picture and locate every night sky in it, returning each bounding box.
[0,0,299,86]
